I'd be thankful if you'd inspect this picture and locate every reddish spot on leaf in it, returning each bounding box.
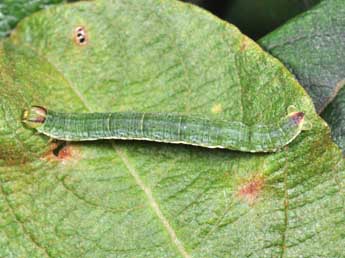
[237,175,264,204]
[56,145,72,159]
[43,142,78,163]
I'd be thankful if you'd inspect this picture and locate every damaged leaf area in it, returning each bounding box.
[43,142,80,162]
[237,174,265,204]
[0,0,344,257]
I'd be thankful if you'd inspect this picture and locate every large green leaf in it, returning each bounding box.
[259,0,345,113]
[1,0,344,257]
[322,87,345,155]
[0,0,67,38]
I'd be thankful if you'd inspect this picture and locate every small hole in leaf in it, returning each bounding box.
[53,142,67,157]
[74,26,88,46]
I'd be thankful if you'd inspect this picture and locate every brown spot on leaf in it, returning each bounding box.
[237,175,264,204]
[240,36,250,52]
[74,26,88,46]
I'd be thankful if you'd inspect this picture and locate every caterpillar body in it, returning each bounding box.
[22,106,309,153]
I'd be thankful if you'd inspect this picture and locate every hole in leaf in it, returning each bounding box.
[74,26,88,46]
[53,142,67,157]
[43,142,80,163]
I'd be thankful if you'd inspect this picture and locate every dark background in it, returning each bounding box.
[0,0,322,39]
[183,0,321,39]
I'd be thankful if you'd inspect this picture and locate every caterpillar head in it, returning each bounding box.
[22,106,47,128]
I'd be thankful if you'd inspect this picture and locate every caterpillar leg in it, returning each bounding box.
[52,141,68,157]
[47,137,55,143]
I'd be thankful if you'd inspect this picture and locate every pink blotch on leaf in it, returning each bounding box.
[237,176,265,204]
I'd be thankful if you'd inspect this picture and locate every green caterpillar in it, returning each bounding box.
[22,106,310,153]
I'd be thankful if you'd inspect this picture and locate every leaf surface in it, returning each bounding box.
[259,0,345,113]
[1,0,345,257]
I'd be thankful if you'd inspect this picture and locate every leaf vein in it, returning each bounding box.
[0,179,51,257]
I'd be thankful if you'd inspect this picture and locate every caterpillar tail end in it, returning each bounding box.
[22,106,47,128]
[288,110,312,131]
[287,105,313,131]
[289,111,304,125]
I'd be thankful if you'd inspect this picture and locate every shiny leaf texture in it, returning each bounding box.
[0,0,344,257]
[259,0,345,113]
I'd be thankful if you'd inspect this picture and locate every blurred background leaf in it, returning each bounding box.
[0,0,80,38]
[322,87,345,154]
[184,0,321,39]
